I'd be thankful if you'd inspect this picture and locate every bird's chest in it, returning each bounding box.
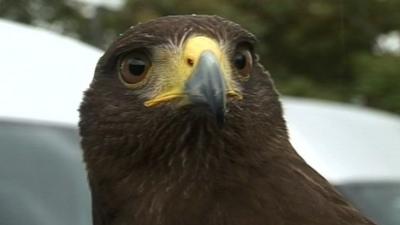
[113,180,269,225]
[107,165,288,225]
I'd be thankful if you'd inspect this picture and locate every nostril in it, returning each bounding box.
[187,58,194,67]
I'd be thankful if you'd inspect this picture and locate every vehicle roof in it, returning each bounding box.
[1,20,399,184]
[0,19,102,125]
[283,97,400,183]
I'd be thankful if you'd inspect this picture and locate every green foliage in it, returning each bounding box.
[0,0,89,35]
[353,55,400,113]
[1,0,399,114]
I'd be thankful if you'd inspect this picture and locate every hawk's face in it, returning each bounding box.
[80,15,287,162]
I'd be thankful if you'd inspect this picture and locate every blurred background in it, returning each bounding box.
[1,0,400,114]
[0,1,400,225]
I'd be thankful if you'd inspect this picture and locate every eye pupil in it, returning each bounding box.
[232,49,253,78]
[128,60,146,76]
[119,52,151,85]
[234,53,246,70]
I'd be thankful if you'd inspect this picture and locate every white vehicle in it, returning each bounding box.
[0,19,98,225]
[284,98,400,225]
[0,19,399,225]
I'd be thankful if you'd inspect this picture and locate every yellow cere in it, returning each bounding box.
[144,36,241,107]
[183,36,222,64]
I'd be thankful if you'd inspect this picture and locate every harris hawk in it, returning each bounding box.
[79,15,376,225]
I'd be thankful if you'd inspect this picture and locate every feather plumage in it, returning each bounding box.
[79,15,376,225]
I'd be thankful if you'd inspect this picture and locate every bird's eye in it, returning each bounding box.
[233,49,253,77]
[119,52,151,86]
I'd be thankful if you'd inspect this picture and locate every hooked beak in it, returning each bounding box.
[143,36,242,125]
[185,51,226,124]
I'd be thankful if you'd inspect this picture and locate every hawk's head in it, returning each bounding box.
[80,15,286,142]
[79,14,288,189]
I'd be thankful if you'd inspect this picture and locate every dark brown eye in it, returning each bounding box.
[233,49,253,77]
[119,52,151,85]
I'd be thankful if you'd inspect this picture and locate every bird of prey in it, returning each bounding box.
[79,15,376,225]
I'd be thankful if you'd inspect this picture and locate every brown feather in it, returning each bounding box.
[79,15,376,225]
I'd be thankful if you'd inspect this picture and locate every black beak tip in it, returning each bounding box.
[215,108,225,126]
[188,95,226,126]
